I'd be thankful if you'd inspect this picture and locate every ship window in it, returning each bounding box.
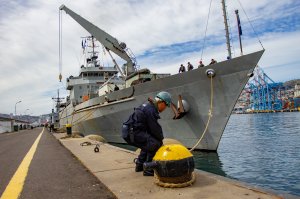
[83,73,87,77]
[87,85,89,89]
[79,86,82,89]
[104,72,109,80]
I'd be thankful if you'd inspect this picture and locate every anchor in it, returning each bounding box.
[171,95,189,120]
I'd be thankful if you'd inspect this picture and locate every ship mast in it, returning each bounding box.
[52,89,64,113]
[221,0,232,59]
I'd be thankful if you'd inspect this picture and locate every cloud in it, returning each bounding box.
[0,0,299,115]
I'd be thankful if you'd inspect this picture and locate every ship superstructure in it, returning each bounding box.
[66,36,124,106]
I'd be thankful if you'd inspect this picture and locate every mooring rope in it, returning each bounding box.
[155,75,214,188]
[58,9,63,82]
[189,75,214,152]
[71,109,96,126]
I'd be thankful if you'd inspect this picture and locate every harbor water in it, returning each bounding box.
[194,112,300,196]
[113,112,300,196]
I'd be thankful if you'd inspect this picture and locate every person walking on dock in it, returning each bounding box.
[121,91,172,176]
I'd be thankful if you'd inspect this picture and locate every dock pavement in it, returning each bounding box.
[1,127,298,199]
[0,127,116,199]
[53,132,299,199]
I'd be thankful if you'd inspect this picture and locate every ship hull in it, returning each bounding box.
[59,50,264,150]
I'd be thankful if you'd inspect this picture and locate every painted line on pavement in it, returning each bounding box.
[0,128,44,199]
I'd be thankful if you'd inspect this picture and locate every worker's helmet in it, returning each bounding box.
[156,91,172,107]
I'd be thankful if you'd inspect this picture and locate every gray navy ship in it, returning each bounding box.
[58,4,264,151]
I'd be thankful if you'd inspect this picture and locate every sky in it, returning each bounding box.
[0,0,299,116]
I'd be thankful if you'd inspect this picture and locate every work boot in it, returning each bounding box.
[133,158,143,172]
[143,170,154,176]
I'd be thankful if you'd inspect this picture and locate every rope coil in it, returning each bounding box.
[154,172,196,188]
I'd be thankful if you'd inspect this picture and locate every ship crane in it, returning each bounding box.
[59,4,137,78]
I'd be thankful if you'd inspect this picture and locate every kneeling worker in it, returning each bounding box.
[122,91,172,176]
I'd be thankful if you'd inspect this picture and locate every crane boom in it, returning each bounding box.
[59,4,136,75]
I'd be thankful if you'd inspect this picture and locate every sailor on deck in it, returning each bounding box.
[187,62,194,71]
[198,60,205,68]
[209,59,217,65]
[114,84,119,91]
[179,64,186,73]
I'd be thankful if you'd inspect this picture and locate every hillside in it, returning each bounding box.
[283,79,300,88]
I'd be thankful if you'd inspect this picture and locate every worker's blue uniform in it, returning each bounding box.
[122,101,163,164]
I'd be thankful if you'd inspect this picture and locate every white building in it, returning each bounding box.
[294,84,300,98]
[0,117,13,133]
[0,117,30,133]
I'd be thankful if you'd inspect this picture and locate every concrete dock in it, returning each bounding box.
[54,132,298,199]
[1,128,298,199]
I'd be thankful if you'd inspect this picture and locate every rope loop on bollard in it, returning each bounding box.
[94,144,100,152]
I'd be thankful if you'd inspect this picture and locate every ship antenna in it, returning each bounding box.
[221,0,232,59]
[92,35,95,57]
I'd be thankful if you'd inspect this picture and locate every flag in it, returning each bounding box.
[237,15,242,35]
[81,39,87,49]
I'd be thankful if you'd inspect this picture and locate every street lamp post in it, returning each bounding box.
[24,109,30,125]
[15,100,22,118]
